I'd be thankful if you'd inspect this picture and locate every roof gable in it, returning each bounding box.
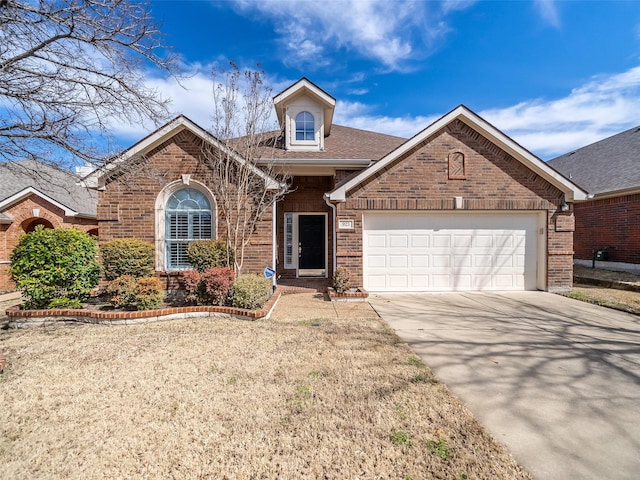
[328,105,587,202]
[0,160,96,217]
[83,115,281,191]
[273,77,336,135]
[548,125,640,196]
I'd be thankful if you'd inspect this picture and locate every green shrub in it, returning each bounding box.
[106,275,164,310]
[100,238,155,281]
[332,266,351,293]
[10,227,100,309]
[232,274,271,310]
[186,240,234,272]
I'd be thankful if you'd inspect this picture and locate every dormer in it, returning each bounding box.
[273,78,336,152]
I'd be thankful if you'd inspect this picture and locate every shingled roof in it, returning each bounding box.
[253,124,406,161]
[0,160,97,217]
[548,125,640,196]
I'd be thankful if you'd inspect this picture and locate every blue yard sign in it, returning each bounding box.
[263,266,275,279]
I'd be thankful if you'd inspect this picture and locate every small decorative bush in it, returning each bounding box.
[100,238,155,281]
[10,227,100,309]
[232,274,271,310]
[106,275,137,309]
[186,240,235,272]
[134,277,164,310]
[181,267,235,305]
[106,275,164,310]
[332,266,351,293]
[181,270,203,304]
[201,267,235,305]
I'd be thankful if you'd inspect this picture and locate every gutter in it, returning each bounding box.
[323,193,337,277]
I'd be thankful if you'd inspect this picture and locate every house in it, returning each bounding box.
[548,126,640,270]
[86,78,586,293]
[0,160,98,292]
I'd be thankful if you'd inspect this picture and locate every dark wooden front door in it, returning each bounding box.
[298,215,325,271]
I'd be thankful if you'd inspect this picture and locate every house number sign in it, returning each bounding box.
[337,219,354,230]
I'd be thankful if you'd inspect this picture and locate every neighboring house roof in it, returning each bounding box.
[548,125,640,197]
[254,124,406,163]
[83,115,283,191]
[273,77,336,135]
[0,160,97,218]
[328,105,588,203]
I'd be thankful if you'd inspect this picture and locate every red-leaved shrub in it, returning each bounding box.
[181,267,235,306]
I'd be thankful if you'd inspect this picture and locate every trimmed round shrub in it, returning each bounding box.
[106,275,137,309]
[134,277,164,310]
[200,267,235,305]
[106,275,164,310]
[100,238,155,281]
[186,240,234,272]
[232,274,271,310]
[10,227,100,309]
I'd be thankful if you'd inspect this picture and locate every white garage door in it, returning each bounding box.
[363,212,539,292]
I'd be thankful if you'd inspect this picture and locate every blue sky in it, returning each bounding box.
[124,0,640,159]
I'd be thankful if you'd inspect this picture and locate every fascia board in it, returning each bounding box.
[0,187,78,216]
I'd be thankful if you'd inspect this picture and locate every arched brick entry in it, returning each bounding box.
[21,218,54,233]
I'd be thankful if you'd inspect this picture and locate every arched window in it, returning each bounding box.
[295,111,315,141]
[165,188,213,269]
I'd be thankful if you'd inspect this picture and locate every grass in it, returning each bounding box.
[0,293,530,479]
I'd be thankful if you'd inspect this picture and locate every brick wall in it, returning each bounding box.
[277,175,334,279]
[0,195,98,292]
[572,193,640,264]
[98,129,273,287]
[336,120,573,291]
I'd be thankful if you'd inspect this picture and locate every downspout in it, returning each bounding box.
[272,199,277,290]
[324,193,337,277]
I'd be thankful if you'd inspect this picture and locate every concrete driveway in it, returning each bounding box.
[369,291,640,480]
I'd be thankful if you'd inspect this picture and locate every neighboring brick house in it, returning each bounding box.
[87,78,586,292]
[0,160,98,292]
[549,126,640,270]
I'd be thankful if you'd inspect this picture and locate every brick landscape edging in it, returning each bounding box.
[6,287,283,328]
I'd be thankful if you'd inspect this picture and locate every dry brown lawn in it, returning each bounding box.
[0,293,529,479]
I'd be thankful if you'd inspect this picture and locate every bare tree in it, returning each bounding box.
[0,0,177,168]
[202,63,288,273]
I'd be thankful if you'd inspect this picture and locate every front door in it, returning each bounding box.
[298,214,326,276]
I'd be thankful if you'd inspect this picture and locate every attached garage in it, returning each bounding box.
[363,212,544,292]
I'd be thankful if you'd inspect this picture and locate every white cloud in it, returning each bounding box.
[230,0,469,71]
[333,66,640,159]
[534,0,561,28]
[117,62,640,161]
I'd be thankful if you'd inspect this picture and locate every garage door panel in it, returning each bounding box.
[363,212,538,292]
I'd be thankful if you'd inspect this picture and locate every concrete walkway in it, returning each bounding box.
[369,291,640,480]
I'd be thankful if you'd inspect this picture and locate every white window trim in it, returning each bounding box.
[155,179,217,271]
[286,105,323,151]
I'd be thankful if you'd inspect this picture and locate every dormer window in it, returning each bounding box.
[295,111,315,141]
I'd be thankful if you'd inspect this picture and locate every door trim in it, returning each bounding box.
[283,212,328,278]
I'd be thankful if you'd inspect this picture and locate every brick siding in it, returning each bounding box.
[572,193,640,265]
[98,130,273,289]
[336,120,574,291]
